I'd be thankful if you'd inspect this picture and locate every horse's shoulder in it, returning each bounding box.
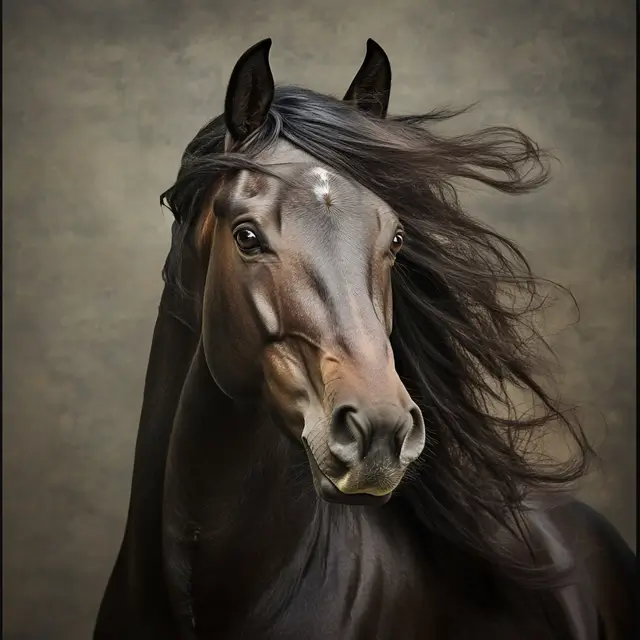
[545,499,635,573]
[542,498,636,640]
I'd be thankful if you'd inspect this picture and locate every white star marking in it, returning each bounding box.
[310,167,333,204]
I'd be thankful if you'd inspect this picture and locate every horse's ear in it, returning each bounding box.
[224,39,275,144]
[343,39,391,118]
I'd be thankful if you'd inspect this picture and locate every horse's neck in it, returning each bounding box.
[124,283,200,550]
[162,342,320,620]
[129,236,204,528]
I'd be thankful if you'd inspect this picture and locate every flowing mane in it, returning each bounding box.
[159,85,593,591]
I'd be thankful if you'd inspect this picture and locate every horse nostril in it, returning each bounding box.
[396,406,426,465]
[328,405,366,466]
[394,418,411,456]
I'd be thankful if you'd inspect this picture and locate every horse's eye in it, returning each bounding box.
[390,231,404,255]
[234,227,262,254]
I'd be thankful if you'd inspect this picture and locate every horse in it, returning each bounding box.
[93,39,636,639]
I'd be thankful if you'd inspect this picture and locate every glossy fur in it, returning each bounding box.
[94,39,636,639]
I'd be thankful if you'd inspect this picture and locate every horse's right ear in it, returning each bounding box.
[224,39,275,145]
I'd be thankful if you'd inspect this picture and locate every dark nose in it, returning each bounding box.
[328,403,426,468]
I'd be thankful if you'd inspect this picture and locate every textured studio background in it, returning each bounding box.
[2,1,636,638]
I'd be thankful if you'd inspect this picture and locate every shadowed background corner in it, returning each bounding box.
[2,0,635,638]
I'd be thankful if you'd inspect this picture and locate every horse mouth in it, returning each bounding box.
[303,442,393,507]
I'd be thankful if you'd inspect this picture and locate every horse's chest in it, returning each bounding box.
[278,551,437,639]
[190,531,441,639]
[173,537,573,640]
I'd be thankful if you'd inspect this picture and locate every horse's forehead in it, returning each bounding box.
[252,140,387,219]
[282,164,388,224]
[293,165,355,201]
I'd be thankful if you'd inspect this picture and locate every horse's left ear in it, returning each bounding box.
[343,39,392,118]
[224,38,275,145]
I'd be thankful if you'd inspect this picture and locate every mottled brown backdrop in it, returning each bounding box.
[2,1,635,638]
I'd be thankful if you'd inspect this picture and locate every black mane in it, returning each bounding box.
[160,85,593,590]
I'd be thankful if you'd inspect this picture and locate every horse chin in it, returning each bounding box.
[303,444,393,507]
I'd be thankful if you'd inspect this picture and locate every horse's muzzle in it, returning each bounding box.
[304,444,392,506]
[302,402,425,505]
